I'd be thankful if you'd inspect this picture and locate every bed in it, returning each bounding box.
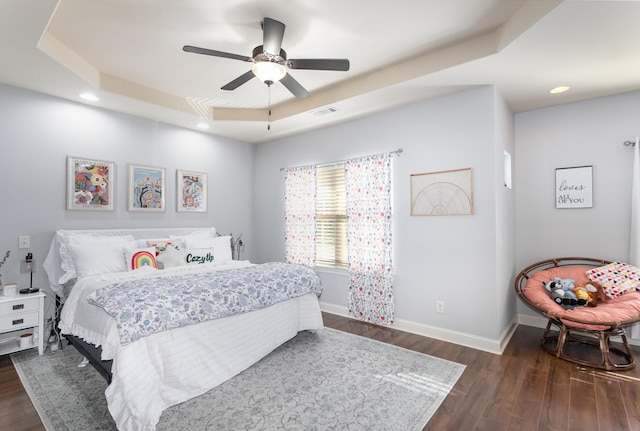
[43,227,324,431]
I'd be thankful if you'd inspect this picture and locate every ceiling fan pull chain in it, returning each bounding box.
[267,81,272,131]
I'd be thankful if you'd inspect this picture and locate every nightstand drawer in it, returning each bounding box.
[0,311,39,331]
[0,298,39,315]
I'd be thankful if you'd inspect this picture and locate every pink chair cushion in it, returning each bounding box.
[523,266,640,331]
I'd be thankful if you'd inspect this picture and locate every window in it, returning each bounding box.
[315,165,348,269]
[284,152,395,325]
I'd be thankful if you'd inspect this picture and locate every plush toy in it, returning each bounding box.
[574,281,607,307]
[544,277,579,308]
[587,281,607,305]
[572,285,591,306]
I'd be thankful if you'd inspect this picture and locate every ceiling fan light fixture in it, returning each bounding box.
[252,61,287,83]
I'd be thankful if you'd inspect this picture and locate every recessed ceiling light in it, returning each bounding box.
[79,92,99,102]
[196,121,210,130]
[549,86,570,94]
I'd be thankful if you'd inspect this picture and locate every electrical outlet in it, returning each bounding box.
[436,300,445,313]
[18,236,30,249]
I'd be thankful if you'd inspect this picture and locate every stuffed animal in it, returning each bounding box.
[572,285,591,306]
[574,281,607,307]
[586,281,607,306]
[544,277,579,308]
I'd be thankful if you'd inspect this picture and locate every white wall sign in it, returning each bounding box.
[555,165,593,208]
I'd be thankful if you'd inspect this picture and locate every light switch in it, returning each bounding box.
[18,236,30,249]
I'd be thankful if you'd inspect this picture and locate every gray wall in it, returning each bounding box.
[515,90,640,321]
[493,90,517,342]
[253,86,515,343]
[0,84,255,314]
[3,79,638,350]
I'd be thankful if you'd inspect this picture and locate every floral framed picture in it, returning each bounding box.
[66,156,115,211]
[128,164,166,212]
[176,169,207,212]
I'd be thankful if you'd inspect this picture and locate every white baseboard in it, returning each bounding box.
[320,303,640,352]
[517,313,548,329]
[319,302,517,355]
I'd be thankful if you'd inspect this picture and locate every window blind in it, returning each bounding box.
[315,165,348,269]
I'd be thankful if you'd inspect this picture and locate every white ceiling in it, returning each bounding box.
[1,0,639,144]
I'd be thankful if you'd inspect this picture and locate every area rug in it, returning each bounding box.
[12,328,465,431]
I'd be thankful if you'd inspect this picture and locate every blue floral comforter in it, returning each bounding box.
[88,262,322,345]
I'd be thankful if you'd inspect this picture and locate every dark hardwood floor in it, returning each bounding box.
[0,354,45,431]
[1,313,639,430]
[322,313,640,431]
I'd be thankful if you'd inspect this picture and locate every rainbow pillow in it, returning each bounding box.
[125,247,158,270]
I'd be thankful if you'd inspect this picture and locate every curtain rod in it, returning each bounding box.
[280,148,403,171]
[623,139,637,147]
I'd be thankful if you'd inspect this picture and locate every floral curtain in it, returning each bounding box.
[284,165,317,267]
[346,153,394,325]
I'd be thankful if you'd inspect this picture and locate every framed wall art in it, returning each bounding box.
[176,169,207,212]
[128,164,166,212]
[410,167,474,216]
[66,156,115,211]
[555,165,593,209]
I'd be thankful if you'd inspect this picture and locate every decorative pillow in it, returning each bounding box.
[124,247,158,270]
[585,262,640,299]
[68,240,137,278]
[155,246,185,269]
[183,248,217,265]
[145,239,184,256]
[187,236,233,262]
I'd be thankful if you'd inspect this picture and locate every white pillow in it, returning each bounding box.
[170,227,216,242]
[187,236,233,262]
[124,246,158,271]
[68,240,136,278]
[60,234,135,283]
[156,246,185,269]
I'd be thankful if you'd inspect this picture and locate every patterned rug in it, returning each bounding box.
[11,328,465,431]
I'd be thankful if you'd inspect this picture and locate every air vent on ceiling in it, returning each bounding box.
[311,106,338,117]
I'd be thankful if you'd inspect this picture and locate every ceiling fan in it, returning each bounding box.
[183,17,350,99]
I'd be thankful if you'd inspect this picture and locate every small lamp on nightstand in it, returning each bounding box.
[20,252,39,294]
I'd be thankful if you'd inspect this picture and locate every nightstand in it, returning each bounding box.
[0,291,44,356]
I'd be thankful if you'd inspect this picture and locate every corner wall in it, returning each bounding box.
[254,86,516,348]
[515,90,640,328]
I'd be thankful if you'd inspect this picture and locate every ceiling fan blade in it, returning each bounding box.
[262,18,285,56]
[183,45,251,62]
[280,73,309,99]
[288,58,350,71]
[221,70,256,91]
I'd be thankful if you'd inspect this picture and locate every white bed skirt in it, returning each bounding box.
[105,293,322,431]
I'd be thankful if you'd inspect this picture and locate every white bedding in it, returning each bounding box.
[59,261,323,431]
